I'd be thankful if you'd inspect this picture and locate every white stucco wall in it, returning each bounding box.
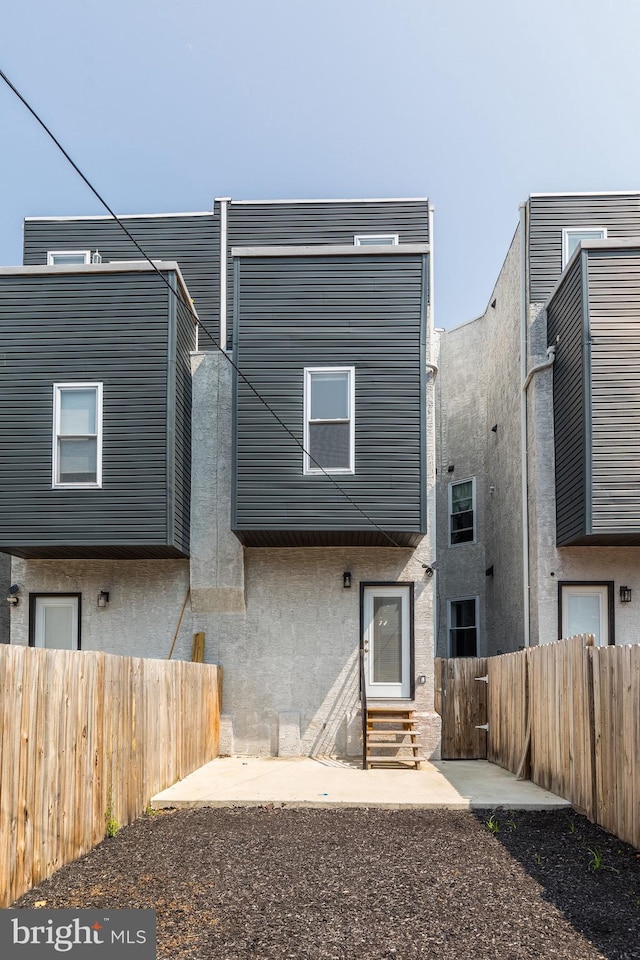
[9,557,191,658]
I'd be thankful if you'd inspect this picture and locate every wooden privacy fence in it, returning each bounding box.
[0,645,221,907]
[435,635,640,850]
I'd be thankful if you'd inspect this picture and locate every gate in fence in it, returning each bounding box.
[434,635,640,851]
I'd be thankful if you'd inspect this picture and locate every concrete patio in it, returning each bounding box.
[151,757,571,810]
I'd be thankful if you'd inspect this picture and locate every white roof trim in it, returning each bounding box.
[232,243,430,257]
[25,211,213,221]
[229,196,429,205]
[0,262,199,320]
[529,190,640,198]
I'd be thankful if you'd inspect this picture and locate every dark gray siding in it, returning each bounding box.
[588,248,640,537]
[23,214,219,346]
[226,200,430,348]
[0,269,194,558]
[172,293,195,553]
[529,193,640,303]
[233,253,427,546]
[547,254,588,546]
[0,553,9,642]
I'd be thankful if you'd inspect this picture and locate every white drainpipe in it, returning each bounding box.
[519,202,530,647]
[519,204,557,649]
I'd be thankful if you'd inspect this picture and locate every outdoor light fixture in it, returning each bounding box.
[620,586,632,603]
[343,572,352,589]
[97,590,110,608]
[6,584,20,607]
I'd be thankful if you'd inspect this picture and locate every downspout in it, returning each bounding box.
[216,197,231,349]
[519,203,530,647]
[522,346,555,392]
[519,206,557,649]
[427,203,438,649]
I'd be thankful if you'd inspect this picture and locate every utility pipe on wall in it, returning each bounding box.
[519,200,557,649]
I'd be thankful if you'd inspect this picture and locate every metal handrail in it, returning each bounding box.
[360,642,368,770]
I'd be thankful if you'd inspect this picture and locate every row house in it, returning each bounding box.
[0,198,441,758]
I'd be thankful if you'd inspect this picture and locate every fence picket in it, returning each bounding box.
[0,647,221,907]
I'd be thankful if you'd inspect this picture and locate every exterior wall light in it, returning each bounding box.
[97,590,110,608]
[343,572,352,589]
[6,584,20,607]
[620,586,632,603]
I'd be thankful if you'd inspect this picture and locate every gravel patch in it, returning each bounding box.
[13,808,640,959]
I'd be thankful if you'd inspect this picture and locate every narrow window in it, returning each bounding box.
[449,478,475,545]
[354,234,399,246]
[561,228,607,267]
[448,597,479,657]
[47,251,91,266]
[53,383,103,488]
[304,367,355,474]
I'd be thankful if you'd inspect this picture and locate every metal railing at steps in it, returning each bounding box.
[360,642,367,770]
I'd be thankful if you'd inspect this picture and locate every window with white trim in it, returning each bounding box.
[354,234,399,246]
[53,383,103,488]
[449,478,475,545]
[47,251,91,266]
[561,228,607,267]
[448,597,479,657]
[304,367,355,474]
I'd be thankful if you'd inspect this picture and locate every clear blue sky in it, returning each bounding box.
[2,0,640,328]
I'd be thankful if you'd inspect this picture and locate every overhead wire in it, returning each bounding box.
[0,65,406,549]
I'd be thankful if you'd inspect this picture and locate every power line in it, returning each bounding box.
[0,65,407,549]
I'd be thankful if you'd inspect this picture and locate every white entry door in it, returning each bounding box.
[362,585,411,698]
[561,584,609,646]
[33,596,80,650]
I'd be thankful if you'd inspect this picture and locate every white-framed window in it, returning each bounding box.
[561,228,607,267]
[448,597,479,658]
[52,383,103,489]
[449,477,475,545]
[354,234,399,246]
[47,251,91,266]
[303,367,355,474]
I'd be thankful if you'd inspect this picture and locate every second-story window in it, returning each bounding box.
[449,478,475,545]
[354,234,399,246]
[47,251,91,266]
[561,228,607,267]
[304,367,355,474]
[53,383,103,488]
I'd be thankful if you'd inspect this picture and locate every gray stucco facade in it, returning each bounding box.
[438,191,640,653]
[436,228,524,656]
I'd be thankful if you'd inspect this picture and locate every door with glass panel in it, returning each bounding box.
[32,595,80,650]
[560,584,611,646]
[362,585,411,699]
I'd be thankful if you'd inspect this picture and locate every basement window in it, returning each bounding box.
[304,367,355,474]
[53,383,103,488]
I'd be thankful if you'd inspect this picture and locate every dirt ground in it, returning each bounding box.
[13,807,640,959]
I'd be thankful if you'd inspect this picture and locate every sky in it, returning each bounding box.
[2,0,640,329]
